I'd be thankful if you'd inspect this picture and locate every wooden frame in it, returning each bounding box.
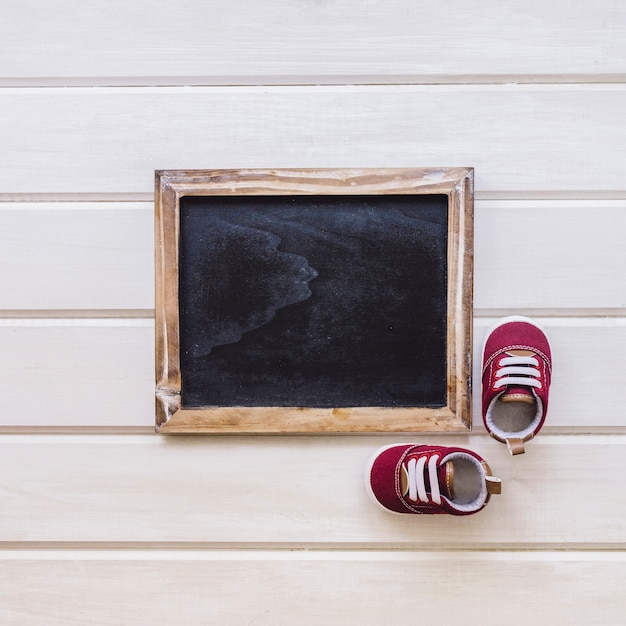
[155,168,473,433]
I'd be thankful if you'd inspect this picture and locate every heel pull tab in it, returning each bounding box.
[485,476,502,495]
[507,438,525,455]
[481,461,502,496]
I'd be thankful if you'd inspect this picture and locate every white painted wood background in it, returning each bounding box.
[1,2,625,624]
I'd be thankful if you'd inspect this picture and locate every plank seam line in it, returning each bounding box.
[0,309,155,320]
[0,74,625,88]
[0,542,624,553]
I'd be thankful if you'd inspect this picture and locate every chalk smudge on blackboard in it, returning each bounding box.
[181,216,318,357]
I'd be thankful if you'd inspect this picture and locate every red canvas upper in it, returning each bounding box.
[481,317,552,453]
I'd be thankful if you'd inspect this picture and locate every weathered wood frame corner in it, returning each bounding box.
[155,168,473,434]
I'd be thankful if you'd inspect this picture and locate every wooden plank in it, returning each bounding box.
[1,317,624,428]
[0,203,153,310]
[0,551,624,625]
[1,1,624,82]
[2,198,626,311]
[0,86,625,194]
[0,435,624,545]
[474,199,626,311]
[472,318,626,428]
[0,320,154,427]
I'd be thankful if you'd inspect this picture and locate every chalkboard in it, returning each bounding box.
[155,168,473,433]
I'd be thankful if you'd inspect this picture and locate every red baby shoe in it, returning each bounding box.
[482,316,552,455]
[366,444,501,515]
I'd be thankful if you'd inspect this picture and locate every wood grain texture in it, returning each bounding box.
[2,199,625,311]
[0,1,624,82]
[0,203,153,310]
[0,86,625,194]
[472,319,626,426]
[0,435,624,546]
[1,552,624,625]
[474,199,626,310]
[1,318,624,428]
[2,0,624,617]
[0,320,154,427]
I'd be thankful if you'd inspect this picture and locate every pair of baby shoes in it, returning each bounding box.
[366,316,552,516]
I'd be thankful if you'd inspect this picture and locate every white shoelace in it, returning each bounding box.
[494,355,542,390]
[406,454,441,505]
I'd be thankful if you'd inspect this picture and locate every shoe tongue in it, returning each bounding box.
[500,349,538,404]
[500,385,535,404]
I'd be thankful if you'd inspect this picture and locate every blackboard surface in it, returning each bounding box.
[179,194,448,408]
